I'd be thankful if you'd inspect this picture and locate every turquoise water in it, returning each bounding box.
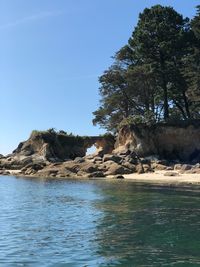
[0,176,200,266]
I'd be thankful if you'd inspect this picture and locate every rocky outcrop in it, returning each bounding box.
[114,121,200,162]
[0,130,116,176]
[12,131,115,162]
[1,122,200,179]
[16,153,139,178]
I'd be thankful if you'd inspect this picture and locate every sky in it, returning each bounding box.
[0,0,199,155]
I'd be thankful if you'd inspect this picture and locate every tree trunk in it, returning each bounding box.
[160,53,169,120]
[163,77,169,120]
[182,90,191,119]
[174,101,187,119]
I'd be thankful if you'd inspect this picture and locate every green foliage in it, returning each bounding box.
[93,5,200,131]
[191,5,200,39]
[183,6,200,105]
[30,129,89,148]
[31,129,79,138]
[119,112,156,129]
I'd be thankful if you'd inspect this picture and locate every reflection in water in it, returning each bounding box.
[0,176,199,266]
[93,182,200,266]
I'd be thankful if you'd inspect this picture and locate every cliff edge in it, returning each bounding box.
[1,122,200,178]
[115,121,200,162]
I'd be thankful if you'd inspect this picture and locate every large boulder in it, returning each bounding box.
[103,154,122,163]
[80,162,99,173]
[105,162,133,176]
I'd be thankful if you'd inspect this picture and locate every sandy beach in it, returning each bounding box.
[123,171,200,186]
[2,169,200,188]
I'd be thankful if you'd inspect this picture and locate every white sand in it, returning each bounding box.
[123,171,200,185]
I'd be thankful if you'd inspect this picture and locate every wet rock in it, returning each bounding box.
[24,168,37,175]
[39,168,59,177]
[22,162,46,172]
[56,172,69,178]
[0,170,10,175]
[76,171,90,178]
[116,175,125,179]
[164,172,179,176]
[88,171,105,178]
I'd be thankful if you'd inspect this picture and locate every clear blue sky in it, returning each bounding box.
[0,0,198,154]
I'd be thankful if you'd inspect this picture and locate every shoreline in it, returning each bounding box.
[2,170,200,189]
[124,171,200,185]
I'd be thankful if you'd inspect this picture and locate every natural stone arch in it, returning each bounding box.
[86,145,97,155]
[12,131,116,161]
[83,135,115,157]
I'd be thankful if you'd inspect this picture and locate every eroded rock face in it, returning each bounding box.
[1,122,200,178]
[12,131,115,162]
[114,122,200,162]
[12,132,86,161]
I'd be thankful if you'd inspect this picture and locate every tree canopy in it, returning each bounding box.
[93,5,200,132]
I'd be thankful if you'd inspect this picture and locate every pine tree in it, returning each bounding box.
[184,6,200,106]
[93,5,199,131]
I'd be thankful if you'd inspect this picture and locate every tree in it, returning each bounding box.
[127,5,189,120]
[93,63,161,131]
[93,64,136,131]
[184,6,200,104]
[93,5,199,131]
[192,6,200,39]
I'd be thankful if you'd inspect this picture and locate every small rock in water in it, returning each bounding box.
[164,172,179,177]
[116,175,124,179]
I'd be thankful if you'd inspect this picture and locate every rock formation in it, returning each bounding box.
[1,121,200,178]
[12,130,115,161]
[114,121,200,162]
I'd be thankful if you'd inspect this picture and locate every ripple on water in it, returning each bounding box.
[0,176,200,266]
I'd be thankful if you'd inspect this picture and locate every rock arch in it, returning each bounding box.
[83,135,115,157]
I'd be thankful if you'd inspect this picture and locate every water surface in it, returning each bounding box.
[0,176,200,266]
